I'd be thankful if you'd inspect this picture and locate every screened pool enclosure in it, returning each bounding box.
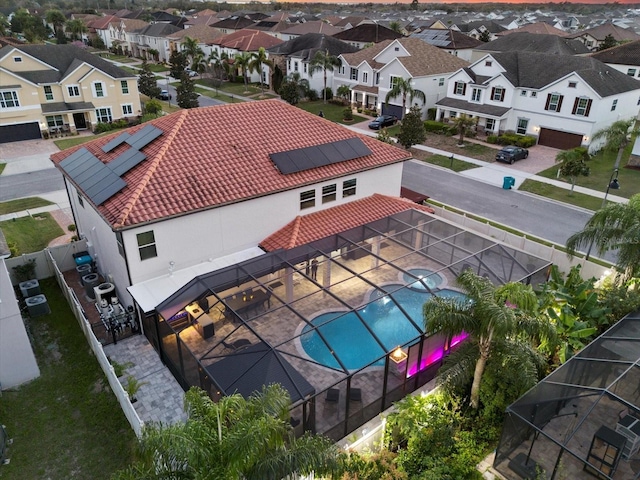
[495,310,640,480]
[153,210,551,440]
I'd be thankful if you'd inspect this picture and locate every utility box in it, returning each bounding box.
[502,176,515,190]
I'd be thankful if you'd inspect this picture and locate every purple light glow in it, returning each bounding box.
[405,332,470,378]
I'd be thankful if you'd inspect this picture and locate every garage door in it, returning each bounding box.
[538,128,583,150]
[381,103,403,119]
[0,122,42,143]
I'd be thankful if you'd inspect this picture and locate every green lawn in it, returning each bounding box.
[54,130,122,150]
[519,179,608,211]
[146,63,168,73]
[0,213,63,254]
[100,53,136,63]
[195,87,245,103]
[0,162,5,175]
[533,145,640,199]
[296,101,366,125]
[119,65,140,76]
[0,278,136,479]
[0,197,53,215]
[424,154,479,172]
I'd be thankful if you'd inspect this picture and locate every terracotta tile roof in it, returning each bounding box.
[90,15,119,30]
[281,21,342,36]
[260,194,435,251]
[212,29,283,50]
[51,100,410,230]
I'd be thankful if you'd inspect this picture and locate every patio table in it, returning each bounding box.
[223,289,269,317]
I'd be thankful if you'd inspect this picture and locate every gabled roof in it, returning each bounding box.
[475,32,590,55]
[268,33,358,61]
[497,22,569,37]
[90,15,120,30]
[341,39,392,67]
[120,18,148,31]
[212,29,283,51]
[50,101,409,229]
[332,23,402,43]
[0,44,133,83]
[333,16,368,28]
[490,51,640,96]
[212,15,256,30]
[280,21,342,37]
[167,24,224,44]
[590,39,640,65]
[260,194,434,251]
[134,22,182,37]
[568,23,640,42]
[457,20,507,34]
[184,15,219,27]
[411,28,483,50]
[251,19,290,34]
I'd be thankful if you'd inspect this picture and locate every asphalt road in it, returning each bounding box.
[0,168,65,202]
[402,160,616,262]
[156,77,224,108]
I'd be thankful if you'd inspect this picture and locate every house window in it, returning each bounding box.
[93,82,105,98]
[611,99,618,111]
[449,111,457,118]
[439,78,444,86]
[115,231,124,258]
[363,72,368,83]
[322,184,337,204]
[120,80,129,94]
[303,63,307,73]
[95,107,112,123]
[471,88,481,102]
[628,68,637,76]
[531,91,537,98]
[491,87,505,102]
[300,189,315,209]
[137,231,157,260]
[343,178,356,197]
[0,90,20,109]
[68,85,80,97]
[122,104,133,116]
[545,93,563,112]
[288,59,291,70]
[44,85,54,101]
[485,60,492,67]
[516,118,528,135]
[454,81,466,96]
[568,81,577,88]
[389,76,400,89]
[350,68,358,80]
[586,41,593,48]
[13,56,22,62]
[375,72,380,85]
[77,193,84,208]
[572,97,592,117]
[46,115,64,127]
[394,47,399,51]
[485,118,495,131]
[294,62,298,72]
[520,90,527,97]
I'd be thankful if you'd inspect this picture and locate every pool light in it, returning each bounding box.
[391,346,408,363]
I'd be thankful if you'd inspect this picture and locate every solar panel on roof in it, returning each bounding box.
[109,148,146,176]
[269,138,372,175]
[101,132,131,153]
[126,125,163,150]
[90,176,127,206]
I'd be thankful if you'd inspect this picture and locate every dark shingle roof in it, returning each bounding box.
[134,22,182,37]
[0,44,133,83]
[41,102,96,113]
[436,97,511,118]
[590,40,640,65]
[475,32,590,55]
[268,33,358,61]
[332,23,402,43]
[491,51,640,96]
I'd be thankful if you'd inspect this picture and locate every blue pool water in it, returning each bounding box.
[402,268,444,291]
[300,285,468,370]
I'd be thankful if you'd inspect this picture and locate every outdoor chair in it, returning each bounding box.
[221,338,251,352]
[349,388,362,402]
[326,388,340,403]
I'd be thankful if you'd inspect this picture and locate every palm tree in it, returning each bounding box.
[181,36,203,70]
[249,47,274,97]
[45,9,66,37]
[65,19,87,41]
[112,385,341,480]
[191,52,208,75]
[555,147,590,195]
[234,51,254,93]
[451,114,476,145]
[423,269,555,409]
[389,20,402,33]
[592,118,637,169]
[207,50,229,95]
[279,72,310,105]
[566,194,640,280]
[384,77,426,119]
[309,49,341,104]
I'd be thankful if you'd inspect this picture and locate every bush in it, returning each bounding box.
[486,134,498,144]
[329,98,348,107]
[427,108,437,121]
[516,135,536,148]
[343,108,353,121]
[93,119,128,134]
[423,120,447,134]
[144,99,163,116]
[306,89,319,101]
[322,87,333,101]
[67,224,76,232]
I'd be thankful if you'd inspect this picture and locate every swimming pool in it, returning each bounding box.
[402,268,444,291]
[300,285,468,370]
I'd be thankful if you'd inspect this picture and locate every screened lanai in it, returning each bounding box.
[495,310,640,480]
[155,209,551,440]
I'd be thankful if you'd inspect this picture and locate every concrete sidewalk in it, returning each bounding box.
[0,190,71,223]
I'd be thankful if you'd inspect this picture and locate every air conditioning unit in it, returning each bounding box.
[82,273,100,300]
[25,294,50,317]
[19,279,40,298]
[94,282,115,305]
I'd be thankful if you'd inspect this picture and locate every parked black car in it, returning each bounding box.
[159,90,171,101]
[368,114,397,130]
[496,146,529,164]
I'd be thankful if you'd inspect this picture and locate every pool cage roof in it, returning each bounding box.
[157,209,551,404]
[495,310,640,480]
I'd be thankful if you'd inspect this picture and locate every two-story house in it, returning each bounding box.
[567,23,640,51]
[335,38,469,117]
[0,44,141,143]
[436,52,640,150]
[332,23,402,50]
[49,100,410,318]
[129,22,182,62]
[470,32,590,62]
[590,40,640,80]
[167,24,224,61]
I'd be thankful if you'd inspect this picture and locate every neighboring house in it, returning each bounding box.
[335,38,469,117]
[567,23,640,51]
[268,34,358,95]
[496,22,570,37]
[470,32,590,62]
[210,29,283,84]
[332,23,403,50]
[183,14,220,29]
[455,20,507,41]
[332,16,369,29]
[279,21,342,41]
[0,44,141,143]
[128,22,182,62]
[110,18,149,56]
[410,29,482,61]
[49,100,410,317]
[210,15,256,35]
[590,39,640,79]
[91,14,123,49]
[167,24,224,60]
[436,52,640,150]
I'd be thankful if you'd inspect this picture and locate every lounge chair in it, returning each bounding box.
[349,388,362,402]
[326,388,340,403]
[221,338,251,351]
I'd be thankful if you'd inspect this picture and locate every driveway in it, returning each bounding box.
[0,137,60,175]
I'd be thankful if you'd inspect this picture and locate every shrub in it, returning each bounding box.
[140,113,159,123]
[306,89,319,101]
[342,108,353,121]
[486,134,498,144]
[322,87,333,101]
[516,135,537,148]
[67,224,76,232]
[357,107,363,113]
[423,120,447,134]
[144,99,163,116]
[329,98,348,107]
[13,259,36,282]
[427,107,436,121]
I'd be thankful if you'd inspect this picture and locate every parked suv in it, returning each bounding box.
[159,90,171,101]
[495,146,529,164]
[368,114,397,130]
